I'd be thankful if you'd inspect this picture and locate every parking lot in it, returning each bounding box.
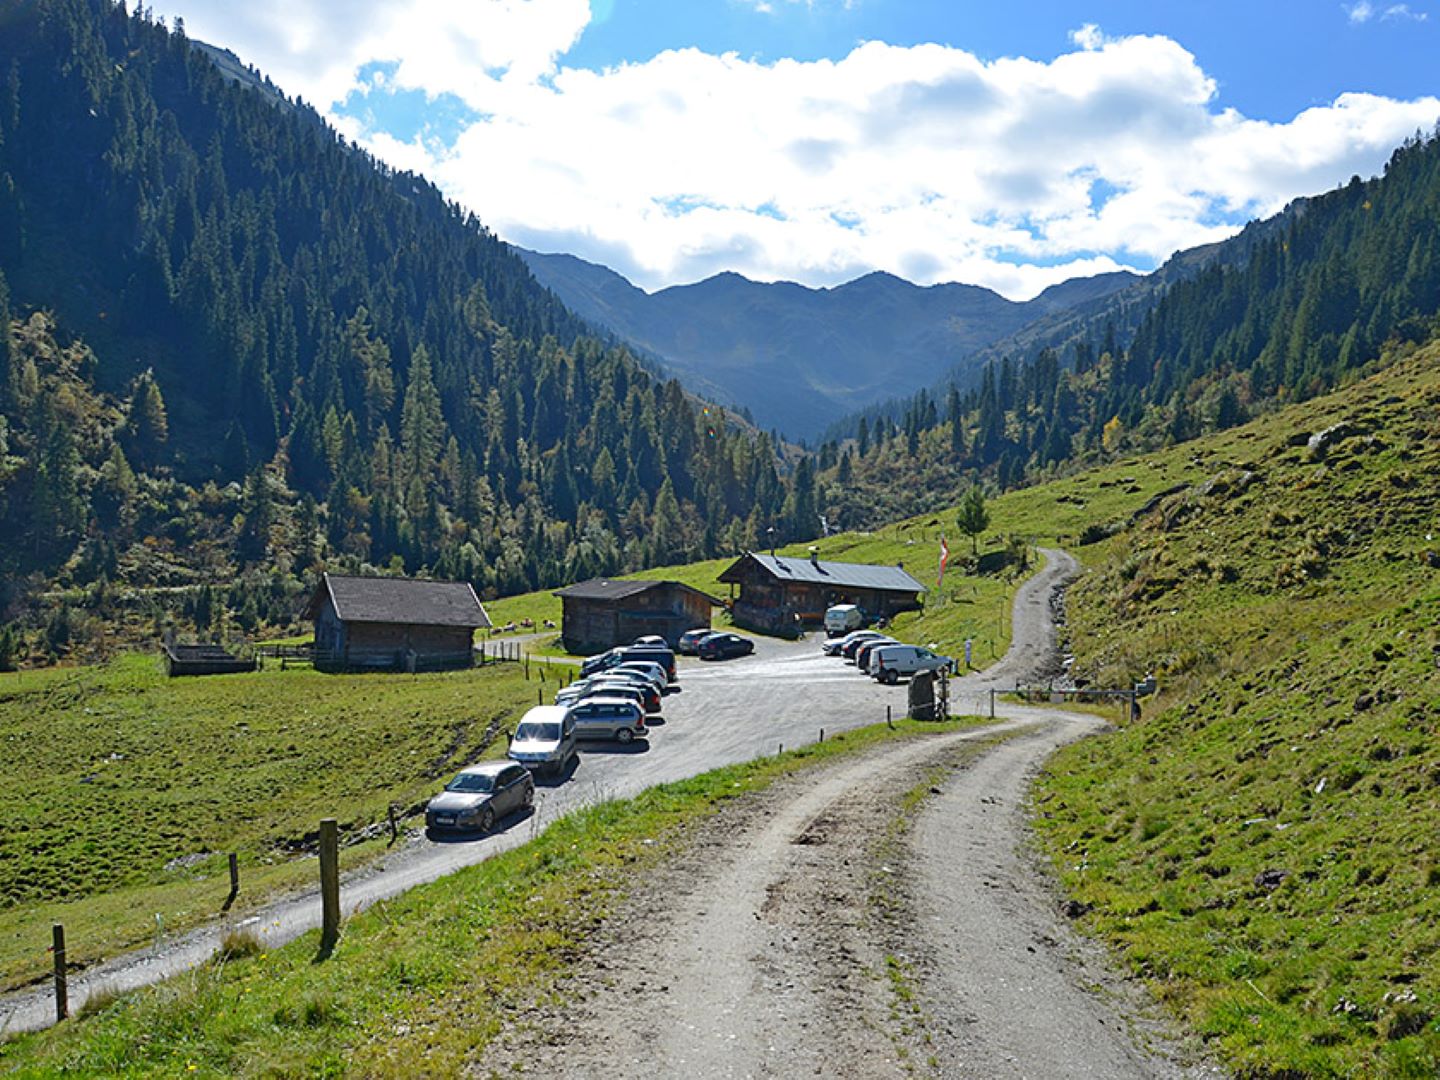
[521,633,910,814]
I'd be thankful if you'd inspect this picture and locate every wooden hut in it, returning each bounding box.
[554,579,721,654]
[717,552,924,635]
[303,574,490,672]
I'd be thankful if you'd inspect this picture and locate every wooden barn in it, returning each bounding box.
[303,573,490,672]
[554,578,721,654]
[718,552,924,635]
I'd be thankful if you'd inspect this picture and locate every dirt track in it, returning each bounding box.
[475,718,1218,1079]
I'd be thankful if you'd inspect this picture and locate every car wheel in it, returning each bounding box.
[883,668,899,685]
[523,784,534,808]
[616,728,635,744]
[479,806,495,832]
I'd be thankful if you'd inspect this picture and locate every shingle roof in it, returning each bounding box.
[554,578,723,605]
[720,553,925,593]
[306,574,490,628]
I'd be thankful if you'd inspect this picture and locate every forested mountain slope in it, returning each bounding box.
[0,0,803,650]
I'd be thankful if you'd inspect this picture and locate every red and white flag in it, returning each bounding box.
[937,534,950,587]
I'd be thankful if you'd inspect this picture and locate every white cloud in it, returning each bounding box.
[156,4,1440,300]
[1347,1,1428,21]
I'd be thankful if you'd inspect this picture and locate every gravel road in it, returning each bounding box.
[4,549,1214,1077]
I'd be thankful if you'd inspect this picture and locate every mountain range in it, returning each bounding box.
[517,249,1138,440]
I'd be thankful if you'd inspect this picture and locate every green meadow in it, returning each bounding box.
[0,656,541,994]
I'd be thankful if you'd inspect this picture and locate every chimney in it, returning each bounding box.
[809,546,819,567]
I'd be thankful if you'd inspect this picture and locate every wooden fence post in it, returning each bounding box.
[886,705,893,730]
[52,923,67,1021]
[222,852,239,911]
[319,819,340,956]
[387,806,398,846]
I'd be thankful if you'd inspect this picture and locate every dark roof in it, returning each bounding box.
[305,574,490,628]
[719,553,925,594]
[554,578,723,605]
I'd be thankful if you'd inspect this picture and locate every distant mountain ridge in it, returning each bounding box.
[516,249,1139,439]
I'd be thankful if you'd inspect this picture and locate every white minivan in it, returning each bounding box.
[824,604,865,637]
[868,644,954,684]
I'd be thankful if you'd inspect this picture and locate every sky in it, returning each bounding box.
[154,0,1440,300]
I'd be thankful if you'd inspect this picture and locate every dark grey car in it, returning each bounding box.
[426,761,534,833]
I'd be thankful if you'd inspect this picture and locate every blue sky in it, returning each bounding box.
[160,0,1440,298]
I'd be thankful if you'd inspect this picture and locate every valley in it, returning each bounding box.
[2,1,1440,1076]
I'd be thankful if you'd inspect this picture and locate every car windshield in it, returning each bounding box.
[514,722,560,741]
[446,773,494,793]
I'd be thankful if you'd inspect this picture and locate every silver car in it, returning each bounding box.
[426,761,534,833]
[507,705,578,776]
[568,697,647,743]
[555,679,654,713]
[614,659,668,689]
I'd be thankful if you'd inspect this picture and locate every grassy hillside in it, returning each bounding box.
[0,656,544,994]
[1030,339,1440,1076]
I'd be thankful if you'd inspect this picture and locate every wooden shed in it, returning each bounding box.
[554,578,721,654]
[302,573,490,672]
[718,552,924,635]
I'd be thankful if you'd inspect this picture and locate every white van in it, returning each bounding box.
[824,604,865,637]
[507,705,578,775]
[868,644,954,684]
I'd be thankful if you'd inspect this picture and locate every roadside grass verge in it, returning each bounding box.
[1030,346,1440,1076]
[0,718,982,1075]
[0,655,540,994]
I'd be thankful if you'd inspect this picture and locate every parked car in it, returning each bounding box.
[677,628,718,655]
[555,679,658,714]
[614,659,669,689]
[697,632,755,660]
[620,645,677,682]
[853,636,899,670]
[426,761,534,833]
[842,632,893,661]
[633,635,668,647]
[507,705,578,776]
[568,697,647,743]
[824,604,865,637]
[868,643,955,684]
[586,667,662,694]
[823,629,884,657]
[582,645,678,682]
